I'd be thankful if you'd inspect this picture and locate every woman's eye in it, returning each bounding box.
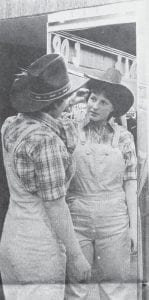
[101,100,106,105]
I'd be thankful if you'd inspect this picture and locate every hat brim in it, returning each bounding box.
[10,73,89,113]
[87,75,134,116]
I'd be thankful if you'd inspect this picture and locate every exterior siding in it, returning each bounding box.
[0,0,139,19]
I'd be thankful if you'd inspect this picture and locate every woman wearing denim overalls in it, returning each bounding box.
[65,68,137,300]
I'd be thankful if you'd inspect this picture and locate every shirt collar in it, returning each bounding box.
[23,112,60,136]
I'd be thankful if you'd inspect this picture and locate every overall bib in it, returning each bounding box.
[0,124,66,300]
[66,125,136,300]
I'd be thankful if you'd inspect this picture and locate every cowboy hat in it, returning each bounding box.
[10,53,89,112]
[86,68,134,116]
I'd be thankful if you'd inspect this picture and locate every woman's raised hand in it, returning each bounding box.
[69,88,89,106]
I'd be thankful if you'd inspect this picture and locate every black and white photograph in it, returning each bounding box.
[0,0,148,299]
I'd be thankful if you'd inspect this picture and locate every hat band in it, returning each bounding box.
[30,82,71,101]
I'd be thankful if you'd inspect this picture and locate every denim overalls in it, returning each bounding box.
[66,123,135,300]
[0,124,66,300]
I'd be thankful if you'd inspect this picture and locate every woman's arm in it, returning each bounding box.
[43,197,91,282]
[121,128,137,253]
[32,135,91,282]
[124,179,137,253]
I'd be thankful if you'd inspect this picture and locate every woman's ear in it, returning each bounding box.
[53,98,65,110]
[53,102,58,110]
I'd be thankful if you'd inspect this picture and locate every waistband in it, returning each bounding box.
[68,190,125,201]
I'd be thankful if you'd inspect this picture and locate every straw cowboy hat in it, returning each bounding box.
[10,53,89,112]
[86,68,134,116]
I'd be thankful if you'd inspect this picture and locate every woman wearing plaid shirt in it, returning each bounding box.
[0,54,91,300]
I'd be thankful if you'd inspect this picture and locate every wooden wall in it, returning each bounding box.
[0,0,138,19]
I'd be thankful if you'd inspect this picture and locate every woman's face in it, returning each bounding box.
[87,90,114,122]
[51,98,68,118]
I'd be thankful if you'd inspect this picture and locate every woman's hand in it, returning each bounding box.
[68,88,89,106]
[67,252,91,283]
[124,180,137,255]
[129,227,137,255]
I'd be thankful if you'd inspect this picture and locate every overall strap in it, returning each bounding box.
[112,124,121,148]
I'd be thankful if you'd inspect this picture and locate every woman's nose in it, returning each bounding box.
[91,102,99,110]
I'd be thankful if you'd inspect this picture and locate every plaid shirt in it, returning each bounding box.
[81,115,137,181]
[2,112,76,201]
